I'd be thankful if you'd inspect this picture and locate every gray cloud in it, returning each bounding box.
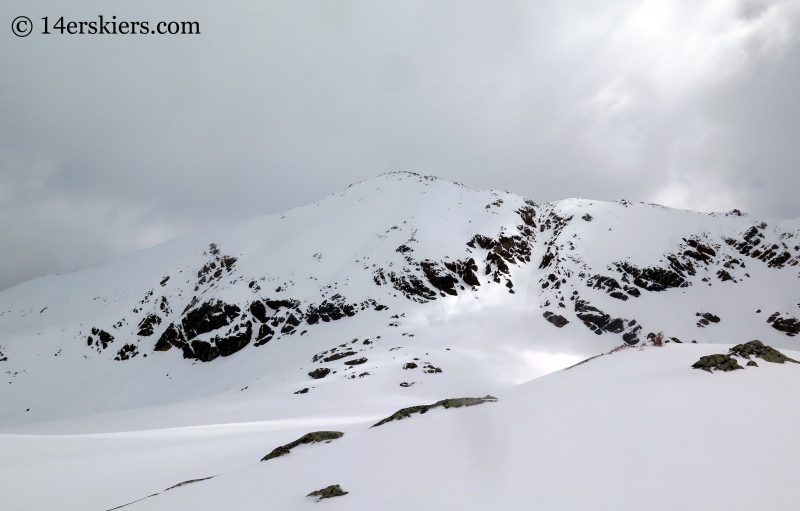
[1,0,799,290]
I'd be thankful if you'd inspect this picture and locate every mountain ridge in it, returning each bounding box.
[1,171,799,430]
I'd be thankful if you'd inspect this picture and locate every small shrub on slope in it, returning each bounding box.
[651,332,665,347]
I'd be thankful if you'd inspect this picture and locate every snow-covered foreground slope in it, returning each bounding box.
[3,343,800,511]
[1,172,799,509]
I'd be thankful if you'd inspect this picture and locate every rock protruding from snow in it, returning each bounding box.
[371,396,498,428]
[693,340,800,372]
[261,431,344,462]
[728,340,800,364]
[692,354,743,372]
[307,484,348,501]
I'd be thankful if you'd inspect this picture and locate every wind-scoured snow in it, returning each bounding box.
[1,172,799,510]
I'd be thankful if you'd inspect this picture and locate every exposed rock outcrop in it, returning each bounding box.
[307,484,348,501]
[371,396,498,428]
[136,314,161,337]
[308,368,331,379]
[728,340,799,364]
[261,431,344,462]
[768,313,800,336]
[692,354,743,373]
[543,311,569,327]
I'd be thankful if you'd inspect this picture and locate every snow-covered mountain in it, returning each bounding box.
[1,172,799,510]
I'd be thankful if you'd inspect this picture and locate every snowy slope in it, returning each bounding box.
[4,342,800,511]
[0,172,799,510]
[110,343,800,511]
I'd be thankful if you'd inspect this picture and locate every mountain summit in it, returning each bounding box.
[1,172,799,429]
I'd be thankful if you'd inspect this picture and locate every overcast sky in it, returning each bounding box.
[1,0,799,291]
